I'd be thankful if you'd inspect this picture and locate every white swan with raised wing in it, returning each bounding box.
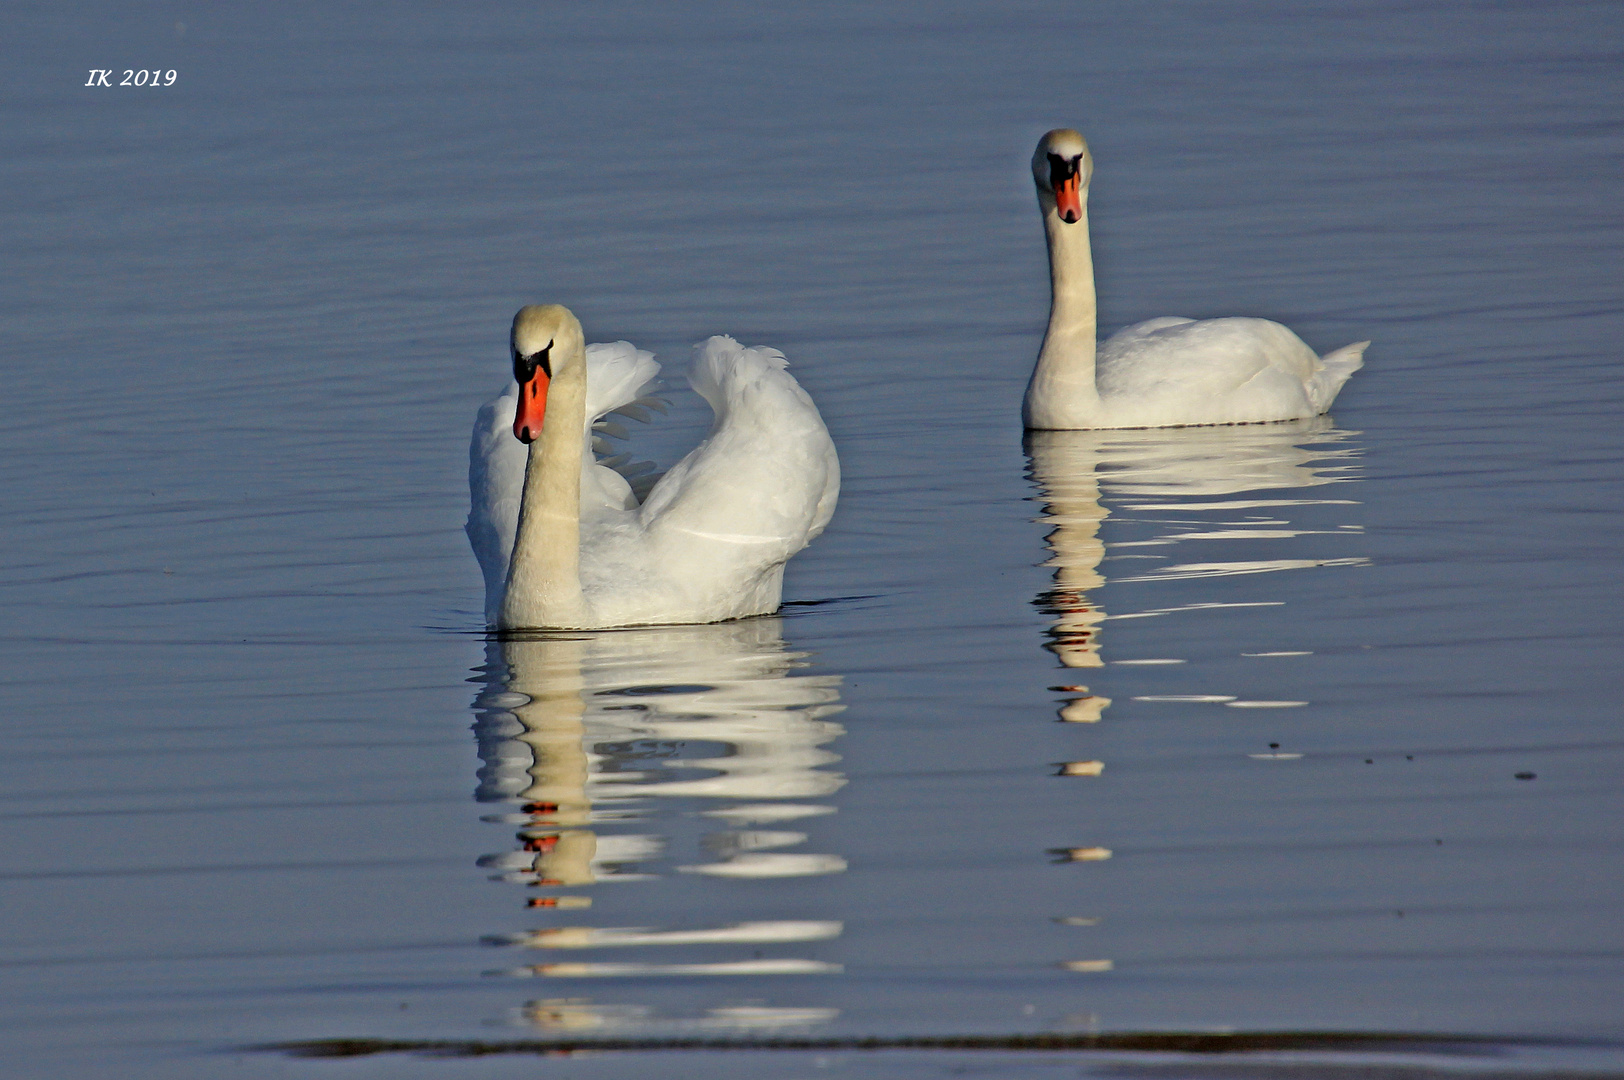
[1023,129,1367,430]
[468,305,839,630]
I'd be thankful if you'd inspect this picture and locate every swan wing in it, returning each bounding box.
[1096,317,1296,397]
[467,383,527,622]
[1095,316,1361,424]
[583,340,661,427]
[579,341,663,516]
[584,336,838,619]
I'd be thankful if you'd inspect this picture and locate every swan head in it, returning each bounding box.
[1032,128,1092,225]
[510,304,584,444]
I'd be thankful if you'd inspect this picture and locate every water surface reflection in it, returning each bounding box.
[1029,420,1366,976]
[1029,417,1363,684]
[469,619,846,1031]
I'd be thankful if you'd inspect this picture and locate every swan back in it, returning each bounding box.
[1091,317,1366,428]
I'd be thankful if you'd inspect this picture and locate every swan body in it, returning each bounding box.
[468,305,839,630]
[1023,129,1367,430]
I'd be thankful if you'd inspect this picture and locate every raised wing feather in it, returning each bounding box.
[583,341,660,428]
[642,336,838,548]
[577,336,839,621]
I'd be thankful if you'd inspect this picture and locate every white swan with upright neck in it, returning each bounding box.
[1023,129,1367,430]
[468,305,839,631]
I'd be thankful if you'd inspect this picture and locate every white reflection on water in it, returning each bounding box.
[469,619,845,1024]
[1029,419,1366,976]
[518,1000,839,1035]
[1027,417,1364,682]
[494,921,843,949]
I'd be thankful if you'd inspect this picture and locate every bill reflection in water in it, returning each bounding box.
[468,619,847,1034]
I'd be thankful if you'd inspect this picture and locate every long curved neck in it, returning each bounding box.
[501,363,588,629]
[1024,199,1101,428]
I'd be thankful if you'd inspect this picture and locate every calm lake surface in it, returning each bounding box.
[4,2,1623,1078]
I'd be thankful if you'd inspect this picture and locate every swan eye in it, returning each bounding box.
[1047,152,1081,191]
[513,339,554,384]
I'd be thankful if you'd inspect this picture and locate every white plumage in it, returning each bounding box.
[1024,129,1366,430]
[1080,316,1369,428]
[468,308,838,630]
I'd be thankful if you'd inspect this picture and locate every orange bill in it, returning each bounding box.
[1055,173,1082,222]
[513,369,550,443]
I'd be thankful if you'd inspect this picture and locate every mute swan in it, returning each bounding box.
[467,305,839,630]
[1023,129,1368,430]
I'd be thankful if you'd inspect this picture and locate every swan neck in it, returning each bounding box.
[1024,201,1101,427]
[502,360,588,629]
[1047,206,1097,333]
[504,636,595,828]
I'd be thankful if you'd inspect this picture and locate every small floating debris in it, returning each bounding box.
[1226,700,1308,708]
[1515,772,1537,781]
[1133,695,1236,703]
[1058,760,1104,777]
[1055,846,1113,863]
[1054,916,1101,926]
[1061,959,1114,973]
[1248,752,1303,760]
[526,896,592,909]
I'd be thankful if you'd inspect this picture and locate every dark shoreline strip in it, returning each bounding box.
[261,1030,1584,1059]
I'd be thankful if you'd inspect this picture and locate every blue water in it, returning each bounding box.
[4,2,1623,1077]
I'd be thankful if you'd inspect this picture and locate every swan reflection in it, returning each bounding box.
[469,618,846,1025]
[1027,416,1364,683]
[1028,419,1366,978]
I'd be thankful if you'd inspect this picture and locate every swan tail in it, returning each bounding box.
[1308,340,1368,412]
